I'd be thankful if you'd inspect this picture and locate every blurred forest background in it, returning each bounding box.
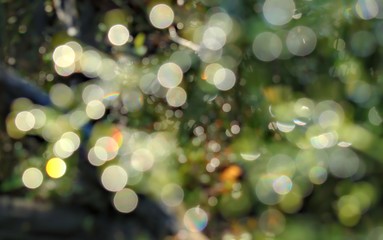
[1,0,383,239]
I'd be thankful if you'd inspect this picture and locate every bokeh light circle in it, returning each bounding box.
[53,45,75,68]
[86,100,106,120]
[263,0,295,26]
[256,174,282,205]
[213,68,236,91]
[158,62,183,88]
[113,188,139,213]
[184,207,209,232]
[329,148,360,178]
[166,87,187,107]
[309,166,328,184]
[149,4,174,29]
[15,111,35,132]
[50,83,74,109]
[101,165,128,192]
[202,26,227,51]
[22,168,43,189]
[286,26,317,56]
[272,175,293,195]
[108,24,130,46]
[253,32,283,61]
[46,157,67,179]
[355,0,379,20]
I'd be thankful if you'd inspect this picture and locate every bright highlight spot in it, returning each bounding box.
[53,138,75,159]
[263,0,295,26]
[202,26,227,51]
[310,132,338,149]
[53,45,75,68]
[86,100,106,120]
[240,152,261,161]
[94,136,120,161]
[355,0,378,20]
[22,168,43,189]
[46,157,67,179]
[65,41,83,61]
[273,175,293,195]
[149,4,174,29]
[15,111,35,131]
[276,121,295,133]
[256,175,282,205]
[158,62,183,88]
[213,68,236,91]
[108,24,130,46]
[101,165,128,192]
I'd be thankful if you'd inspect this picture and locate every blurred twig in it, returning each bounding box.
[169,26,200,52]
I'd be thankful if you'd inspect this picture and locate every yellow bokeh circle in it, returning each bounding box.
[46,157,67,179]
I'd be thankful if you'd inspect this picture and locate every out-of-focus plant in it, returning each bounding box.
[2,0,383,239]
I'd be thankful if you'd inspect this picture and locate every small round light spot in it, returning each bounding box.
[94,136,119,161]
[86,100,106,120]
[184,207,208,232]
[222,103,231,112]
[113,188,138,213]
[15,111,35,132]
[286,26,317,56]
[53,138,75,159]
[22,168,43,189]
[202,26,227,51]
[272,175,293,195]
[263,0,295,26]
[53,45,75,68]
[355,0,378,20]
[149,4,174,29]
[108,24,130,46]
[46,157,67,179]
[309,166,328,185]
[253,32,282,61]
[101,165,128,192]
[213,68,236,91]
[158,62,183,88]
[50,83,74,109]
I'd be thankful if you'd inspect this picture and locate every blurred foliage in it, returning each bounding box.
[2,0,383,239]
